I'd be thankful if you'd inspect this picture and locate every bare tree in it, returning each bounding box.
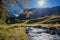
[0,0,32,24]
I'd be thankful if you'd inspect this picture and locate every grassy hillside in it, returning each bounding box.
[26,16,49,24]
[26,15,60,24]
[0,15,60,27]
[40,16,60,24]
[3,15,59,27]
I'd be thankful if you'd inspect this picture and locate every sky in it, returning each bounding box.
[29,0,60,8]
[3,0,60,15]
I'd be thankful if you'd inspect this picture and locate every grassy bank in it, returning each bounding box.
[0,26,28,40]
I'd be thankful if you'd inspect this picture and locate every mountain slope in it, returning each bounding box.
[28,6,60,19]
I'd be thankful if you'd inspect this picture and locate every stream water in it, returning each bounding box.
[26,27,60,40]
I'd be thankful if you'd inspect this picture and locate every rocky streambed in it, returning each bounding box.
[26,27,60,40]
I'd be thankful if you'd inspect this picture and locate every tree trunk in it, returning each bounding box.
[0,0,6,25]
